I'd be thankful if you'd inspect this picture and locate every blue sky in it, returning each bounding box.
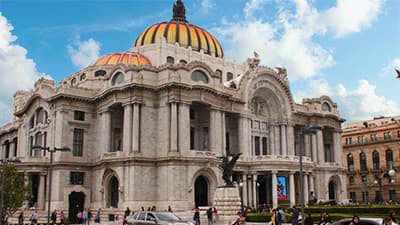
[0,0,399,126]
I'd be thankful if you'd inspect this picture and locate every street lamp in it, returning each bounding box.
[31,145,71,225]
[0,157,21,225]
[374,166,396,203]
[297,124,322,219]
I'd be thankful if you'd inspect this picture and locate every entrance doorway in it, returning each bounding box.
[108,176,119,208]
[194,176,208,207]
[328,181,336,200]
[69,192,85,224]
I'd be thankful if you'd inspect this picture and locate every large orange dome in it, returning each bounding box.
[133,0,224,58]
[93,52,151,66]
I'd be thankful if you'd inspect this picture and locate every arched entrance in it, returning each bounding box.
[328,181,336,200]
[194,176,208,207]
[69,192,85,224]
[108,176,119,208]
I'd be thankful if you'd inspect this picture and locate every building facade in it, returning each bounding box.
[342,116,400,203]
[1,0,346,221]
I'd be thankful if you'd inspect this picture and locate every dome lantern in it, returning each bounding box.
[172,0,187,22]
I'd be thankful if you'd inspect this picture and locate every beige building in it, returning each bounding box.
[342,116,400,203]
[0,0,346,222]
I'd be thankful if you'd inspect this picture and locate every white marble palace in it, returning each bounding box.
[0,0,346,221]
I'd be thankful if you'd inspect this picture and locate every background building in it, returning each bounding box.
[1,0,345,221]
[342,116,400,203]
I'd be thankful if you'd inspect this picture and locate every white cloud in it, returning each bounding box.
[0,13,51,126]
[213,0,384,80]
[295,79,400,122]
[380,58,400,78]
[201,0,215,12]
[67,38,100,69]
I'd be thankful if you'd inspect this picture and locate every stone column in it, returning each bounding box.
[242,174,248,206]
[304,174,309,203]
[132,103,140,152]
[305,134,311,158]
[311,134,318,162]
[178,103,190,152]
[238,117,250,158]
[280,125,287,155]
[272,171,278,209]
[316,130,324,163]
[333,131,342,166]
[269,125,275,156]
[221,112,226,156]
[287,125,295,156]
[209,109,217,152]
[274,126,280,155]
[252,174,257,208]
[37,174,46,210]
[103,111,111,153]
[289,172,295,207]
[170,102,178,152]
[309,174,315,199]
[122,104,132,152]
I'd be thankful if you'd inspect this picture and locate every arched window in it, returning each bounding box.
[95,70,106,77]
[360,152,367,171]
[80,73,86,81]
[71,78,77,85]
[216,69,222,84]
[111,72,124,85]
[179,59,187,64]
[191,70,209,83]
[227,72,233,81]
[372,150,380,170]
[36,108,47,125]
[167,56,175,64]
[347,153,354,171]
[386,149,393,169]
[322,102,331,112]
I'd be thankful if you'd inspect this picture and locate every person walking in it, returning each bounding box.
[30,210,38,225]
[88,209,93,225]
[124,207,131,225]
[270,209,276,225]
[60,211,65,225]
[388,210,397,223]
[193,207,200,225]
[95,208,101,223]
[82,208,88,225]
[168,206,173,213]
[18,211,24,225]
[292,206,299,225]
[212,207,218,224]
[51,210,57,225]
[206,208,213,225]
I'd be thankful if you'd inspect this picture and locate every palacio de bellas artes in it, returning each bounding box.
[0,0,346,222]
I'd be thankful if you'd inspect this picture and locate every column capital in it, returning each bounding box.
[271,170,278,174]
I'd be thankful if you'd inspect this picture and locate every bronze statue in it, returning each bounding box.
[218,153,242,187]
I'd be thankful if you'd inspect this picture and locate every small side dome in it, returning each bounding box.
[93,52,151,66]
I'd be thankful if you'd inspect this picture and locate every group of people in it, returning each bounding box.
[192,207,218,225]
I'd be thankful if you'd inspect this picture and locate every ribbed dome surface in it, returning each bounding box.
[93,52,151,66]
[134,21,223,58]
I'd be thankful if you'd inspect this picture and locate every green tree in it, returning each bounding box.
[1,164,31,219]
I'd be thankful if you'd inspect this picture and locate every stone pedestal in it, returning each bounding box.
[213,187,241,223]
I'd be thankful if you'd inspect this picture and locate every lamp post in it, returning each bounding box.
[0,157,21,225]
[374,166,396,203]
[297,125,321,219]
[31,145,71,225]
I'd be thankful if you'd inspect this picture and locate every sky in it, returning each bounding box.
[0,0,399,126]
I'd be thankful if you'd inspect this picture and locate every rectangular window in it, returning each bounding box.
[190,127,195,150]
[74,111,85,121]
[384,132,392,140]
[70,172,84,185]
[226,132,230,154]
[362,191,369,203]
[254,136,260,155]
[262,137,267,155]
[362,175,367,184]
[73,128,84,157]
[390,190,397,201]
[350,192,356,202]
[349,176,355,185]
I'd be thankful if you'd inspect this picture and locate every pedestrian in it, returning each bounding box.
[18,211,24,225]
[292,205,299,225]
[88,209,93,225]
[82,208,88,225]
[124,207,131,225]
[141,207,145,211]
[318,212,331,225]
[168,206,173,213]
[270,209,276,225]
[304,213,313,225]
[193,207,200,225]
[95,208,101,223]
[206,208,213,225]
[275,207,285,225]
[51,210,57,225]
[30,210,38,225]
[384,217,393,225]
[3,212,9,225]
[60,211,65,225]
[388,210,397,223]
[151,206,156,211]
[212,207,218,224]
[349,216,360,225]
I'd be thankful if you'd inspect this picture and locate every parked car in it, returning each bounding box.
[126,211,194,225]
[333,218,398,225]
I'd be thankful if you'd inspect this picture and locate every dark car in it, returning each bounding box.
[333,218,399,225]
[127,211,194,225]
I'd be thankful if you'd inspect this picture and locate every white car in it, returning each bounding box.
[127,211,195,225]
